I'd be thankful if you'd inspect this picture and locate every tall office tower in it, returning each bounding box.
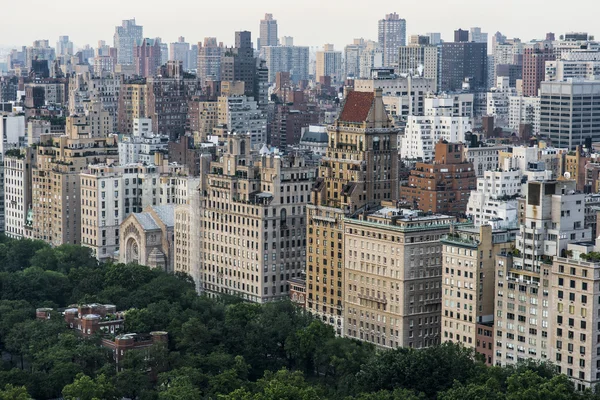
[426,32,442,45]
[540,80,600,149]
[56,35,73,57]
[440,31,488,92]
[114,19,143,65]
[344,205,456,349]
[4,147,33,239]
[170,37,190,68]
[454,29,469,43]
[263,45,309,83]
[469,27,488,44]
[495,180,591,369]
[378,12,406,68]
[134,38,162,78]
[306,89,399,334]
[441,224,517,365]
[344,39,367,79]
[400,141,476,215]
[197,38,223,85]
[199,134,314,301]
[492,31,507,53]
[315,44,342,83]
[221,31,257,98]
[31,123,118,246]
[398,42,439,90]
[522,42,555,97]
[258,13,278,50]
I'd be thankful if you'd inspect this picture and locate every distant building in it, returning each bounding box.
[400,141,477,215]
[378,12,406,68]
[134,38,162,78]
[440,33,488,92]
[197,38,223,85]
[522,42,555,97]
[316,44,342,83]
[258,13,278,50]
[114,19,143,66]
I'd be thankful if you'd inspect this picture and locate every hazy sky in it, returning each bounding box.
[2,0,599,50]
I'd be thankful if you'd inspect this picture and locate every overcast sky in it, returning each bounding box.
[2,0,599,50]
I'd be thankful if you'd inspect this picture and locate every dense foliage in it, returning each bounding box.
[0,236,598,399]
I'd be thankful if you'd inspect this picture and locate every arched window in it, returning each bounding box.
[240,140,246,155]
[281,208,287,224]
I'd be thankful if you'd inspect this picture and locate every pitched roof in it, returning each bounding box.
[338,91,374,123]
[133,213,160,231]
[151,205,175,228]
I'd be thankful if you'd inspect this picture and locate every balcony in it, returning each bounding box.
[440,233,479,248]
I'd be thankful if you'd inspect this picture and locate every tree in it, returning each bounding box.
[62,373,117,400]
[0,384,31,400]
[225,369,321,400]
[285,320,336,375]
[351,389,426,400]
[158,376,201,400]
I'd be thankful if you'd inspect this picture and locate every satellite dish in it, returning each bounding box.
[564,172,571,179]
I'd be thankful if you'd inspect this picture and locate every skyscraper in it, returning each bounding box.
[522,42,555,97]
[440,30,488,92]
[315,44,342,83]
[56,35,73,57]
[221,31,257,98]
[469,27,488,44]
[114,19,143,66]
[378,12,406,68]
[197,38,223,85]
[258,13,278,50]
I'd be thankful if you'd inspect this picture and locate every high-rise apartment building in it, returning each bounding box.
[441,224,517,365]
[401,95,473,161]
[169,37,190,69]
[114,19,143,66]
[31,126,118,246]
[378,12,406,68]
[539,80,600,149]
[263,45,309,83]
[4,147,34,239]
[217,95,266,148]
[344,39,368,79]
[117,80,148,135]
[495,180,591,368]
[118,118,169,164]
[307,89,399,333]
[440,34,488,92]
[545,51,600,82]
[199,134,314,301]
[522,42,555,97]
[315,44,342,83]
[508,95,541,135]
[345,204,455,349]
[465,169,522,226]
[359,42,384,79]
[221,31,257,98]
[134,38,162,78]
[258,13,278,50]
[56,35,73,57]
[469,27,488,44]
[398,43,439,91]
[400,141,476,215]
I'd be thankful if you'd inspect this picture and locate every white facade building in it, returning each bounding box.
[487,77,517,128]
[3,148,33,238]
[466,169,522,226]
[508,95,541,135]
[464,145,509,177]
[400,95,473,161]
[217,96,267,148]
[118,118,169,165]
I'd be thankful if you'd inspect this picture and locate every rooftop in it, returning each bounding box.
[339,91,374,123]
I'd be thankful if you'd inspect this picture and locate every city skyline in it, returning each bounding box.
[2,0,599,50]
